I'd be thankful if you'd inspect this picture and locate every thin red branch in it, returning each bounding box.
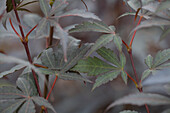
[11,0,25,41]
[11,4,47,113]
[9,18,23,41]
[128,50,140,84]
[46,76,58,100]
[122,40,129,50]
[25,24,38,41]
[129,16,143,47]
[125,71,137,86]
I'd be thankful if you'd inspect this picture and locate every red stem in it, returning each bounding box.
[128,50,140,84]
[11,1,48,113]
[11,0,25,40]
[122,40,129,50]
[25,24,38,40]
[127,16,150,113]
[125,71,137,86]
[46,76,58,100]
[129,16,143,47]
[9,18,23,41]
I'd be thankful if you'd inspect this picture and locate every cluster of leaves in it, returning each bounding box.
[0,0,170,113]
[0,73,56,113]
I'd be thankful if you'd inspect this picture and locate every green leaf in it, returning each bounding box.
[117,12,136,20]
[0,99,25,113]
[0,64,26,78]
[17,1,38,9]
[69,21,114,33]
[141,69,152,81]
[6,0,20,12]
[121,71,127,84]
[0,53,43,77]
[156,63,170,70]
[39,0,51,17]
[132,18,170,33]
[107,93,170,111]
[145,54,153,68]
[16,78,32,96]
[18,99,35,113]
[0,86,24,99]
[36,18,49,36]
[87,34,114,56]
[50,0,68,16]
[32,97,56,113]
[41,48,57,69]
[58,72,92,83]
[57,9,101,20]
[61,44,92,72]
[39,41,92,82]
[72,57,117,76]
[160,28,170,41]
[113,35,122,52]
[153,49,170,67]
[0,77,56,113]
[96,47,120,67]
[119,110,138,113]
[92,70,121,90]
[120,53,126,69]
[20,70,38,96]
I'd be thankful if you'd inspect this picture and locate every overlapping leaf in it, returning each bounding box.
[87,34,115,56]
[38,40,92,82]
[0,78,56,113]
[0,53,42,77]
[142,49,170,81]
[106,93,170,111]
[6,0,21,12]
[119,110,138,113]
[0,64,26,78]
[69,21,113,33]
[39,0,51,17]
[72,46,127,90]
[131,18,170,33]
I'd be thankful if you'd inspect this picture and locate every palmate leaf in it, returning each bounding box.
[132,18,170,33]
[113,35,122,52]
[106,93,170,111]
[0,99,26,113]
[57,9,101,21]
[50,0,68,16]
[73,46,127,89]
[72,57,117,76]
[0,77,56,113]
[87,34,114,56]
[69,21,114,33]
[18,99,35,113]
[92,70,121,90]
[142,49,170,81]
[20,68,38,96]
[0,53,43,77]
[119,110,138,113]
[39,41,92,82]
[39,0,51,17]
[0,64,26,78]
[153,49,170,68]
[96,47,120,67]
